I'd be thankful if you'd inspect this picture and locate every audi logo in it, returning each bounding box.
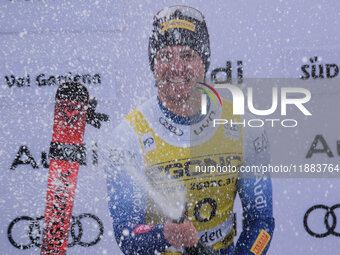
[159,117,184,136]
[7,214,104,249]
[304,204,340,238]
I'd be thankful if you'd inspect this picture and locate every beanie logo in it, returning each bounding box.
[160,19,196,32]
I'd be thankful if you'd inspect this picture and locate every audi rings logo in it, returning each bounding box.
[159,117,184,136]
[8,214,104,249]
[304,204,340,238]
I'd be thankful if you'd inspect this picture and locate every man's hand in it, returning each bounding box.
[164,219,199,249]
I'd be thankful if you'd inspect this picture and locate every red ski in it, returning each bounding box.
[41,82,89,255]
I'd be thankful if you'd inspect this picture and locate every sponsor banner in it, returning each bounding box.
[0,31,154,118]
[270,178,340,255]
[283,47,340,79]
[0,54,117,106]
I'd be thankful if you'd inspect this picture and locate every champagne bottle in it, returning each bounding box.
[172,204,216,255]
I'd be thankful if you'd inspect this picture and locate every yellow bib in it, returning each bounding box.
[126,99,243,252]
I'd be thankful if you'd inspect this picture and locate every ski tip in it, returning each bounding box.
[56,82,89,102]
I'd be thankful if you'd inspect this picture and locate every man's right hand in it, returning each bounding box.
[163,219,199,249]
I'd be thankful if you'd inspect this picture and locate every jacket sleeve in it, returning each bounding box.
[100,121,171,255]
[105,161,170,254]
[235,124,275,255]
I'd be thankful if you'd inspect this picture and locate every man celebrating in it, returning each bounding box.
[102,5,274,255]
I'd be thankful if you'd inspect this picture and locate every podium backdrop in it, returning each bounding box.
[0,1,339,254]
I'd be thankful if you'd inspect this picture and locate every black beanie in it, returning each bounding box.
[148,6,211,73]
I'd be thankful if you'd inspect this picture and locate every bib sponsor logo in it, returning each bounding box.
[200,228,222,244]
[141,132,156,153]
[159,117,184,136]
[193,111,216,136]
[147,154,242,180]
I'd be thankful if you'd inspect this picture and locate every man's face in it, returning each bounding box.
[154,45,205,104]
